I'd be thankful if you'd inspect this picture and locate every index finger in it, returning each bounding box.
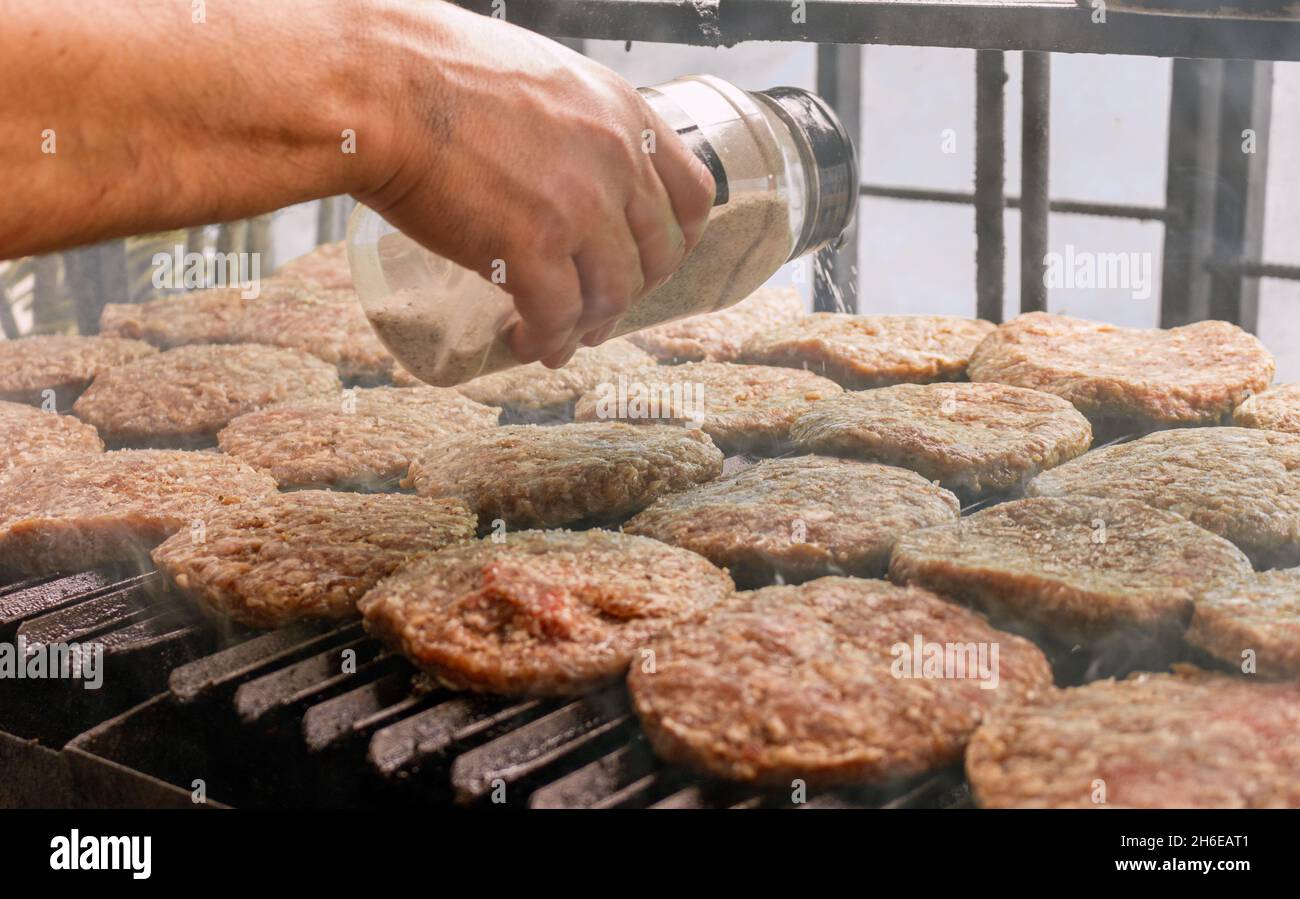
[644,109,716,255]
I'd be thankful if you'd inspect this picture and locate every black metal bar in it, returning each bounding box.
[450,1,1300,62]
[63,241,127,335]
[1205,258,1300,281]
[814,43,862,313]
[1207,60,1272,332]
[1160,59,1221,327]
[1020,51,1051,315]
[858,184,1169,222]
[974,50,1006,323]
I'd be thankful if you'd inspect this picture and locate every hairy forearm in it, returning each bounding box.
[0,0,420,258]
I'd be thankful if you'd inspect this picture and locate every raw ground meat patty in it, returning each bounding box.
[358,529,734,696]
[625,456,959,587]
[1234,383,1300,435]
[100,289,251,347]
[888,496,1253,645]
[628,576,1053,788]
[790,382,1092,499]
[572,361,842,454]
[152,491,477,628]
[625,286,804,363]
[0,400,104,471]
[966,668,1300,808]
[403,422,723,528]
[102,281,398,383]
[414,339,653,419]
[0,449,276,575]
[0,334,158,408]
[272,241,353,289]
[229,282,400,384]
[218,386,500,489]
[73,343,340,447]
[1187,568,1300,679]
[1026,427,1300,568]
[967,312,1275,432]
[738,313,995,389]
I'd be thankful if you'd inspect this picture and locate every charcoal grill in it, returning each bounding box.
[2,437,1214,810]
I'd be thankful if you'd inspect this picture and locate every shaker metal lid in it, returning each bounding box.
[756,87,860,259]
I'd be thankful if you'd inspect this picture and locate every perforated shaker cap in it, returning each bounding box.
[755,87,859,260]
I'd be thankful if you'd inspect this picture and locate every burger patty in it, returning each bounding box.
[738,313,995,389]
[1026,427,1300,568]
[218,386,500,489]
[73,344,341,447]
[402,422,723,528]
[0,400,104,471]
[272,241,353,290]
[1234,382,1300,435]
[572,361,842,454]
[888,496,1254,645]
[358,529,734,696]
[152,491,477,629]
[628,576,1053,788]
[968,312,1274,432]
[625,286,804,363]
[790,382,1093,499]
[0,335,158,408]
[100,289,250,347]
[229,282,400,384]
[1187,568,1300,679]
[420,339,653,420]
[966,668,1300,808]
[625,456,959,587]
[0,449,276,574]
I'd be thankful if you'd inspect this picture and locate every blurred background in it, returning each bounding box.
[3,42,1296,377]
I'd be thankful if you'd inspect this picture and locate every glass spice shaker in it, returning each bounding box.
[347,74,858,387]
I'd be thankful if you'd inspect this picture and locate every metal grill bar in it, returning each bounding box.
[859,184,1170,222]
[1019,51,1051,315]
[814,43,863,314]
[974,50,1006,324]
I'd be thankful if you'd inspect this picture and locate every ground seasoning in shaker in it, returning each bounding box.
[349,75,858,388]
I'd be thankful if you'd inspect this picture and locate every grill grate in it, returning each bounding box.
[1,436,1153,809]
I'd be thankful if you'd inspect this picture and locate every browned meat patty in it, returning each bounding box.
[0,449,276,575]
[628,576,1053,788]
[1187,568,1300,679]
[410,339,653,419]
[99,289,250,348]
[272,241,353,289]
[625,456,959,587]
[0,335,158,408]
[572,361,842,454]
[229,282,400,384]
[73,344,341,447]
[888,496,1254,645]
[968,312,1275,432]
[738,313,995,389]
[152,491,476,628]
[359,529,733,696]
[403,422,723,528]
[1026,427,1300,568]
[218,386,500,489]
[790,382,1093,499]
[967,668,1300,808]
[1234,383,1300,435]
[625,286,804,363]
[0,400,104,471]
